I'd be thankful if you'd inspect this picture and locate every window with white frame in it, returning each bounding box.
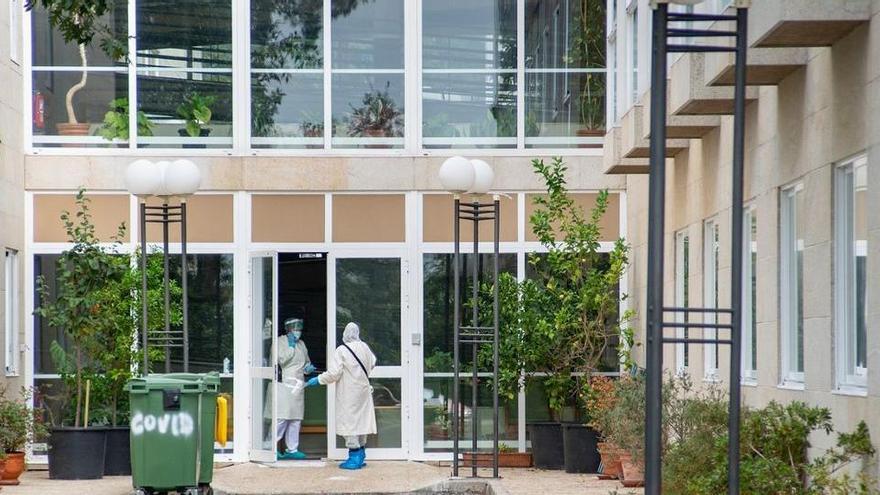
[742,207,757,381]
[628,4,638,104]
[703,218,719,380]
[5,249,19,376]
[674,230,690,373]
[9,0,21,65]
[29,0,607,152]
[835,156,868,389]
[780,183,805,384]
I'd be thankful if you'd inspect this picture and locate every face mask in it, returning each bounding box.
[291,330,302,340]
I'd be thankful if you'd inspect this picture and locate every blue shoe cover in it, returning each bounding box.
[340,448,365,470]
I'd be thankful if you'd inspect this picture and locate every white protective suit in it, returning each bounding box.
[318,323,377,438]
[276,336,312,420]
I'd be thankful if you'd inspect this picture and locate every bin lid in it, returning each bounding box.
[126,371,220,393]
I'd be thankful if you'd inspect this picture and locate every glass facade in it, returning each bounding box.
[28,0,605,150]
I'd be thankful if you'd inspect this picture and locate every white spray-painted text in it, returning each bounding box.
[131,411,194,437]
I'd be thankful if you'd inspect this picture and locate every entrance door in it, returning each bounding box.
[249,253,278,462]
[328,250,409,459]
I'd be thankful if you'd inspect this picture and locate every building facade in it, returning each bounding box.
[607,0,880,458]
[13,0,624,463]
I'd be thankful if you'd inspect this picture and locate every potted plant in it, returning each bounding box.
[463,444,533,469]
[603,374,645,487]
[34,190,129,479]
[585,375,621,479]
[0,388,47,485]
[99,97,154,145]
[488,157,632,471]
[347,82,403,146]
[177,92,216,147]
[570,0,606,143]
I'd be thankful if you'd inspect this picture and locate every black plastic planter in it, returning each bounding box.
[48,427,107,480]
[562,423,601,473]
[178,128,211,149]
[527,422,564,469]
[104,427,132,476]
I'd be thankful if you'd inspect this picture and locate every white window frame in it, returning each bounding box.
[5,249,20,376]
[834,155,868,390]
[627,4,638,105]
[24,0,609,155]
[674,229,689,374]
[9,0,21,65]
[703,218,719,381]
[779,183,804,385]
[741,205,757,383]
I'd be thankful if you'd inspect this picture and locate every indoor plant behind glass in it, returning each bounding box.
[177,92,216,146]
[99,97,155,145]
[0,388,47,485]
[347,83,403,146]
[571,0,606,141]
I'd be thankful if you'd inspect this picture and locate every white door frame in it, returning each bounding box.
[247,252,279,462]
[327,247,411,460]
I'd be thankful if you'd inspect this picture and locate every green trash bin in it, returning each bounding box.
[127,372,219,495]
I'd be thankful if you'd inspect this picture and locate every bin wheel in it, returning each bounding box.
[183,489,200,495]
[199,486,214,495]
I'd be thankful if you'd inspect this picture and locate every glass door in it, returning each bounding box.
[249,253,278,462]
[328,249,408,460]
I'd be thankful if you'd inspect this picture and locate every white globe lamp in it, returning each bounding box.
[467,159,494,195]
[124,159,162,197]
[152,160,172,197]
[164,159,202,197]
[438,156,475,193]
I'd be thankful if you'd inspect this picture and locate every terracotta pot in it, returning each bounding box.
[618,452,645,488]
[364,128,391,149]
[56,123,91,136]
[462,451,533,468]
[575,127,604,149]
[0,451,25,485]
[597,442,622,480]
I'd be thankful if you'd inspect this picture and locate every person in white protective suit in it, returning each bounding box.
[274,317,316,460]
[306,322,376,470]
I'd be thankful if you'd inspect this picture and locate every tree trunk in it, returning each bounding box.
[75,345,82,428]
[65,44,88,124]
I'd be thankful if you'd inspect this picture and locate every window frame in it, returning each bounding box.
[24,0,608,155]
[741,205,757,383]
[834,155,868,390]
[702,217,719,381]
[674,229,689,374]
[779,182,805,385]
[9,0,21,65]
[5,249,20,376]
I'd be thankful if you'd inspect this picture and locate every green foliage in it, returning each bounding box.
[601,374,646,463]
[0,388,48,453]
[663,395,880,495]
[347,83,403,137]
[24,0,127,61]
[424,351,453,373]
[177,93,216,137]
[488,157,633,419]
[99,98,154,141]
[568,0,606,130]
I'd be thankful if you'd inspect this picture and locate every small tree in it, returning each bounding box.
[488,157,634,419]
[34,190,126,427]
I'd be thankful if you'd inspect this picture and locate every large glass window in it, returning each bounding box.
[835,156,868,389]
[422,0,516,149]
[525,0,606,148]
[703,219,719,380]
[30,4,128,147]
[250,0,324,148]
[422,253,518,451]
[136,0,234,148]
[780,184,805,383]
[742,208,757,382]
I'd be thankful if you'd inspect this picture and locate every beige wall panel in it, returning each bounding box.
[251,195,325,243]
[332,194,405,242]
[145,195,234,243]
[34,194,130,242]
[524,193,620,242]
[422,194,517,243]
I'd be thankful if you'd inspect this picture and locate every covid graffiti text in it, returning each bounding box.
[131,411,195,437]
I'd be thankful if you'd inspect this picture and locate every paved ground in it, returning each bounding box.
[6,462,640,495]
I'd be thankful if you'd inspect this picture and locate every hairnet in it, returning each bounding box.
[342,322,361,343]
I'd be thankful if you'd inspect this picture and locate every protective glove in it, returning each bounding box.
[306,377,321,388]
[286,333,298,347]
[304,363,316,374]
